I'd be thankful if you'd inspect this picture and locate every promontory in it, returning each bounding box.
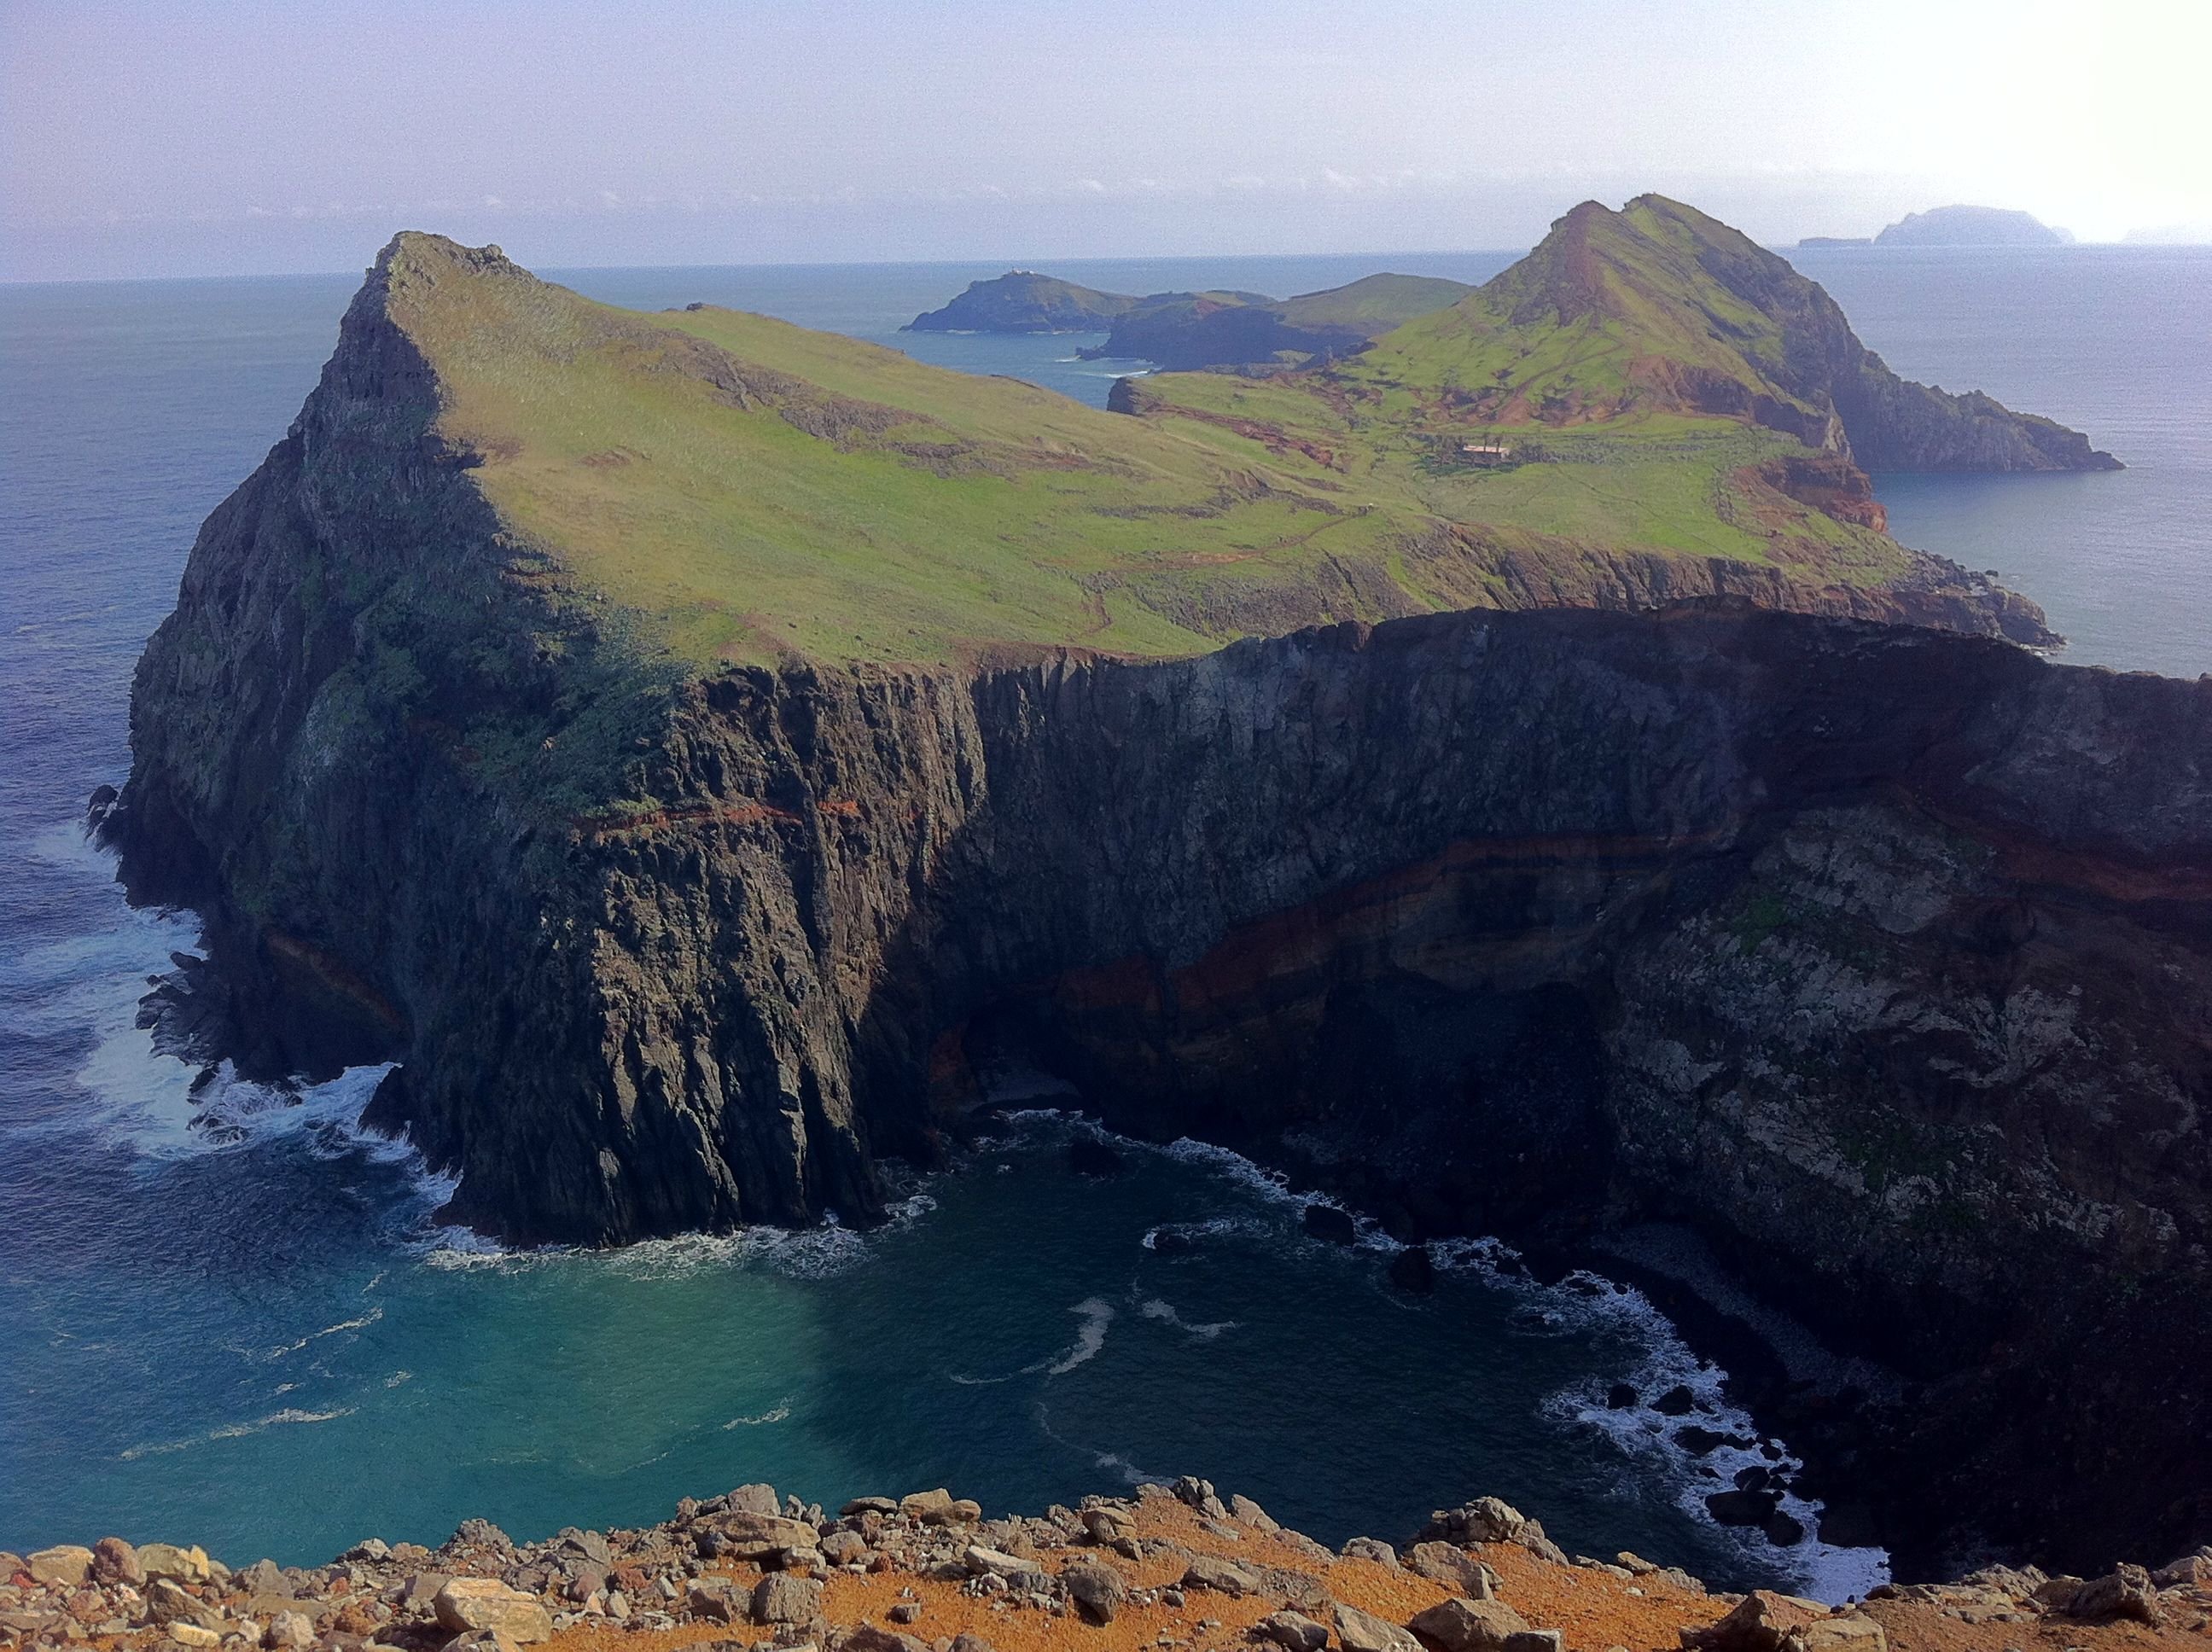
[99,198,2199,1581]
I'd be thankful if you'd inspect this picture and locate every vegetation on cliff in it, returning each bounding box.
[904,270,1476,369]
[345,224,2059,684]
[1118,196,2118,532]
[903,271,1143,334]
[1074,274,1479,370]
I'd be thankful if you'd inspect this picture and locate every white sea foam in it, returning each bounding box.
[1137,1297,1237,1339]
[1033,1401,1158,1486]
[1035,1297,1115,1375]
[1425,1243,1892,1603]
[119,1405,355,1461]
[722,1404,792,1428]
[262,1305,384,1361]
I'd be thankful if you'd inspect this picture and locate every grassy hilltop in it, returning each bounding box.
[370,199,2076,672]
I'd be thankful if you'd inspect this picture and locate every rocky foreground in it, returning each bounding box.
[6,1482,2208,1652]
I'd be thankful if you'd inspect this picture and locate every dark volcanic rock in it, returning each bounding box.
[1389,1245,1437,1294]
[1066,1137,1127,1178]
[1303,1204,1359,1245]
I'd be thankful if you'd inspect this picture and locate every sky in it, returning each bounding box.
[5,0,2210,282]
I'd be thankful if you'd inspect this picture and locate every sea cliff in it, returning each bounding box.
[100,233,2204,1579]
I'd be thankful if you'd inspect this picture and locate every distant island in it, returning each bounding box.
[1799,204,2073,248]
[906,270,1476,369]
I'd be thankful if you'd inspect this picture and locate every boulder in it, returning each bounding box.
[841,1497,900,1517]
[2066,1565,2162,1626]
[1183,1556,1263,1597]
[1703,1490,1780,1527]
[1258,1612,1332,1652]
[900,1490,980,1525]
[1335,1603,1422,1652]
[556,1527,613,1567]
[168,1623,220,1648]
[92,1539,144,1586]
[1303,1206,1359,1245]
[1080,1508,1130,1545]
[1605,1384,1639,1410]
[432,1578,554,1643]
[26,1547,96,1587]
[343,1539,390,1562]
[1408,1598,1532,1652]
[236,1559,288,1599]
[1388,1248,1437,1294]
[1342,1539,1400,1569]
[823,1530,870,1567]
[841,1626,934,1652]
[1062,1562,1128,1625]
[1678,1591,1825,1652]
[147,1578,220,1629]
[1652,1386,1697,1416]
[753,1573,824,1627]
[1405,1544,1495,1599]
[714,1511,823,1562]
[1228,1496,1280,1533]
[729,1484,782,1517]
[138,1544,212,1584]
[1068,1137,1126,1178]
[264,1611,316,1650]
[1422,1498,1528,1545]
[2153,1553,2212,1587]
[1798,1618,1886,1652]
[687,1579,741,1623]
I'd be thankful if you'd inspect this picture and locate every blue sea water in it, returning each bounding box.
[2,245,2203,1590]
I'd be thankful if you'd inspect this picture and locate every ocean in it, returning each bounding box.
[2,244,2205,1592]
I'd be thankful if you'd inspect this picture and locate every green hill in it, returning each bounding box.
[337,218,2067,687]
[903,270,1138,333]
[1120,195,2116,553]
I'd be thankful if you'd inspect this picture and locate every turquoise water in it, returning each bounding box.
[3,246,2203,1592]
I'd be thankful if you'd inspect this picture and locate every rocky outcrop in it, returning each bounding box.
[7,1480,2209,1652]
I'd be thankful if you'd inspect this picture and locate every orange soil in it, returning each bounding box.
[540,1498,2210,1652]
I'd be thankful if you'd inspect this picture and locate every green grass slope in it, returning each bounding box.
[1274,272,1479,331]
[369,221,2043,680]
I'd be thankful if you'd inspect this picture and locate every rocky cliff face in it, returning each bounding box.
[1617,198,2120,472]
[106,243,2203,1580]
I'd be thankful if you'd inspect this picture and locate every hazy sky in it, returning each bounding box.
[5,0,2209,281]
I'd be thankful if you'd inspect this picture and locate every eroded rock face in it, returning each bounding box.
[114,590,2212,1573]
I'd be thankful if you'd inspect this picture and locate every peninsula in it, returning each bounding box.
[907,272,1476,369]
[99,199,2202,1579]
